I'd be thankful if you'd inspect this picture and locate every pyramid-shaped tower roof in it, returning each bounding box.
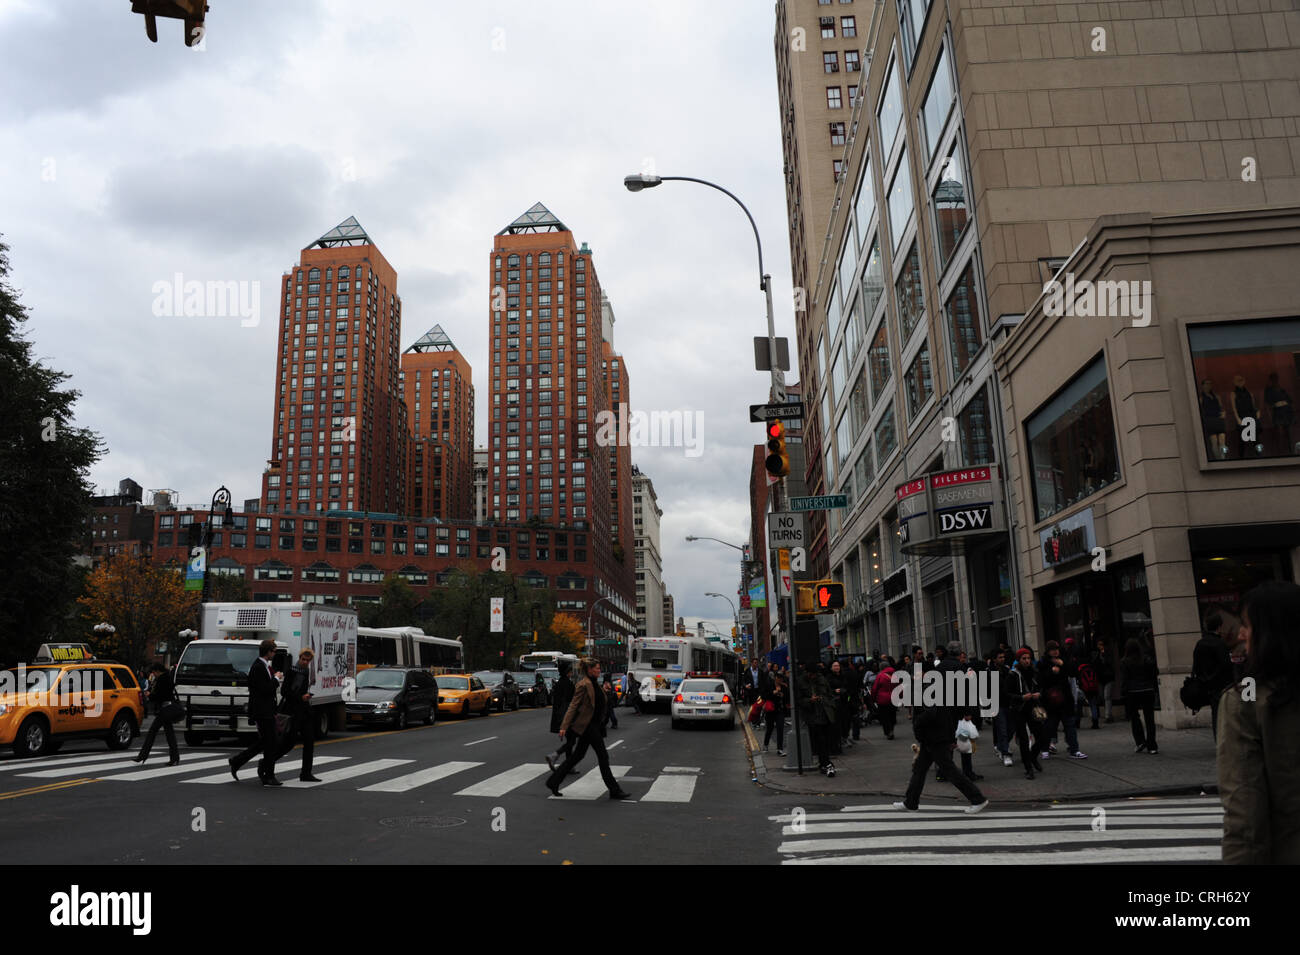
[405,324,458,353]
[498,202,569,235]
[309,216,372,248]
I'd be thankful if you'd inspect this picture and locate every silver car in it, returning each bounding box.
[671,679,736,730]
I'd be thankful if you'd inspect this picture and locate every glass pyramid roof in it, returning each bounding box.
[498,202,568,234]
[406,324,457,353]
[310,216,372,248]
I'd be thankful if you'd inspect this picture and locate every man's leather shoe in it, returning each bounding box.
[546,781,562,797]
[261,775,283,787]
[545,755,556,772]
[167,757,180,766]
[300,774,322,783]
[608,789,631,800]
[228,758,240,781]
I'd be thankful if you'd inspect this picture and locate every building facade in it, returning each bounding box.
[489,203,636,657]
[778,0,1300,716]
[473,447,489,523]
[400,324,475,522]
[262,217,408,516]
[632,465,665,639]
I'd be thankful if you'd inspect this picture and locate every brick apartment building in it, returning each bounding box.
[400,324,475,521]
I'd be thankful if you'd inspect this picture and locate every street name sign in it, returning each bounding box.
[749,402,803,423]
[790,494,847,511]
[767,511,805,549]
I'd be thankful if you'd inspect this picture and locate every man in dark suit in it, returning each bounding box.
[545,659,578,774]
[228,639,283,786]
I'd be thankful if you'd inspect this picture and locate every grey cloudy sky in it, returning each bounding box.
[2,0,801,637]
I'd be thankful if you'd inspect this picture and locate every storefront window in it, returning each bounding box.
[1026,355,1121,522]
[1188,318,1300,461]
[1192,551,1290,629]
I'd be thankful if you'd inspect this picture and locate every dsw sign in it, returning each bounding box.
[938,506,991,534]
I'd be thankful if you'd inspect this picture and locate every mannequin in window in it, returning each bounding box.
[1199,378,1227,461]
[1231,374,1260,458]
[1264,372,1294,455]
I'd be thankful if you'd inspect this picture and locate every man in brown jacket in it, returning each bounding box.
[544,659,630,800]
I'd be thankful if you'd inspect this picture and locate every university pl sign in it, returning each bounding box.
[898,465,1006,553]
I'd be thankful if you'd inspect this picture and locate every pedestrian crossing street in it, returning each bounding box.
[770,796,1225,864]
[0,749,705,803]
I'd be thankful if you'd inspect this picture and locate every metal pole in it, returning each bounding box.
[786,589,805,775]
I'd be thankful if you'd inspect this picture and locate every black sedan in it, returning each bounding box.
[345,666,438,729]
[511,671,548,708]
[472,671,520,711]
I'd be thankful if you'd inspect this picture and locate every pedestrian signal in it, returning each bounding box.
[765,420,790,478]
[795,580,845,615]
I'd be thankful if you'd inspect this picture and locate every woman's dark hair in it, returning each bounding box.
[1123,638,1144,662]
[1241,581,1300,703]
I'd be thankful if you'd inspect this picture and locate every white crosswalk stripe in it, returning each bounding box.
[551,765,630,799]
[182,756,349,784]
[282,759,412,788]
[455,762,549,797]
[771,797,1225,864]
[6,750,709,803]
[359,761,483,793]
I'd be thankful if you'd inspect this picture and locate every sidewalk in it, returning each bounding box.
[745,714,1219,804]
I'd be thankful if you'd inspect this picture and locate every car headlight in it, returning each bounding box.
[375,701,395,711]
[0,704,8,716]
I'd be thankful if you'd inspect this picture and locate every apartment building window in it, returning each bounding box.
[887,151,914,252]
[861,238,885,319]
[842,15,857,37]
[905,341,934,419]
[853,157,875,247]
[848,85,858,108]
[877,59,903,162]
[920,44,955,163]
[833,159,845,181]
[830,122,846,146]
[824,52,839,73]
[827,87,842,109]
[845,51,860,72]
[895,241,925,342]
[898,0,932,72]
[1026,355,1120,521]
[932,146,970,275]
[868,321,891,401]
[945,259,985,378]
[820,16,836,37]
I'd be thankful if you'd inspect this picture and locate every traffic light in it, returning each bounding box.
[765,419,790,477]
[795,580,846,615]
[131,0,209,46]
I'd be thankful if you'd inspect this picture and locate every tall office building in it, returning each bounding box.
[779,0,1300,725]
[631,465,664,639]
[775,0,868,576]
[262,217,407,515]
[600,293,634,567]
[400,324,475,521]
[489,202,636,651]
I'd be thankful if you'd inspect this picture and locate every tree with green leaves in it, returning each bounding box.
[423,564,557,670]
[0,239,104,667]
[358,574,421,628]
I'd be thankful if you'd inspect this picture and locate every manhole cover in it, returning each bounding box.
[378,816,467,830]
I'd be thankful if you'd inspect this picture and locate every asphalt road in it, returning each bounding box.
[0,702,776,865]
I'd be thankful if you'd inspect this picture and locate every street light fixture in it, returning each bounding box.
[685,535,745,552]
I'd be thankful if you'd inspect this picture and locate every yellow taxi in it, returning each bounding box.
[0,645,146,757]
[434,672,492,718]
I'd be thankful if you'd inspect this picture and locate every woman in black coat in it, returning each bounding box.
[1121,638,1160,754]
[134,663,180,765]
[1007,648,1044,778]
[546,660,577,773]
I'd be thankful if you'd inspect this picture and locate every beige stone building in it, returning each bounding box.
[775,0,1300,725]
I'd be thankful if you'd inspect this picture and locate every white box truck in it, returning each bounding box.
[174,602,357,745]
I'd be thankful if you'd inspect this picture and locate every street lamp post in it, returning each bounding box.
[192,485,234,633]
[625,174,784,403]
[704,592,739,651]
[586,595,613,662]
[685,535,745,552]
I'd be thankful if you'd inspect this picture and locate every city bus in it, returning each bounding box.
[517,650,579,673]
[357,627,464,673]
[627,635,742,709]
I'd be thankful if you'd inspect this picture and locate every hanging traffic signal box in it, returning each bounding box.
[765,419,790,477]
[795,580,846,615]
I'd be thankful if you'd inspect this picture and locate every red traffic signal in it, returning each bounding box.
[764,419,789,477]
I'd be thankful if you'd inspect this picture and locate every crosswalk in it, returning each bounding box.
[769,797,1225,864]
[0,750,705,803]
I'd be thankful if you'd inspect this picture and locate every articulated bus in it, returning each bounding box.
[627,635,742,708]
[357,627,464,673]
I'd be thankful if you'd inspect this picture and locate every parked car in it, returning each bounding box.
[345,666,437,730]
[473,671,520,711]
[512,671,548,708]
